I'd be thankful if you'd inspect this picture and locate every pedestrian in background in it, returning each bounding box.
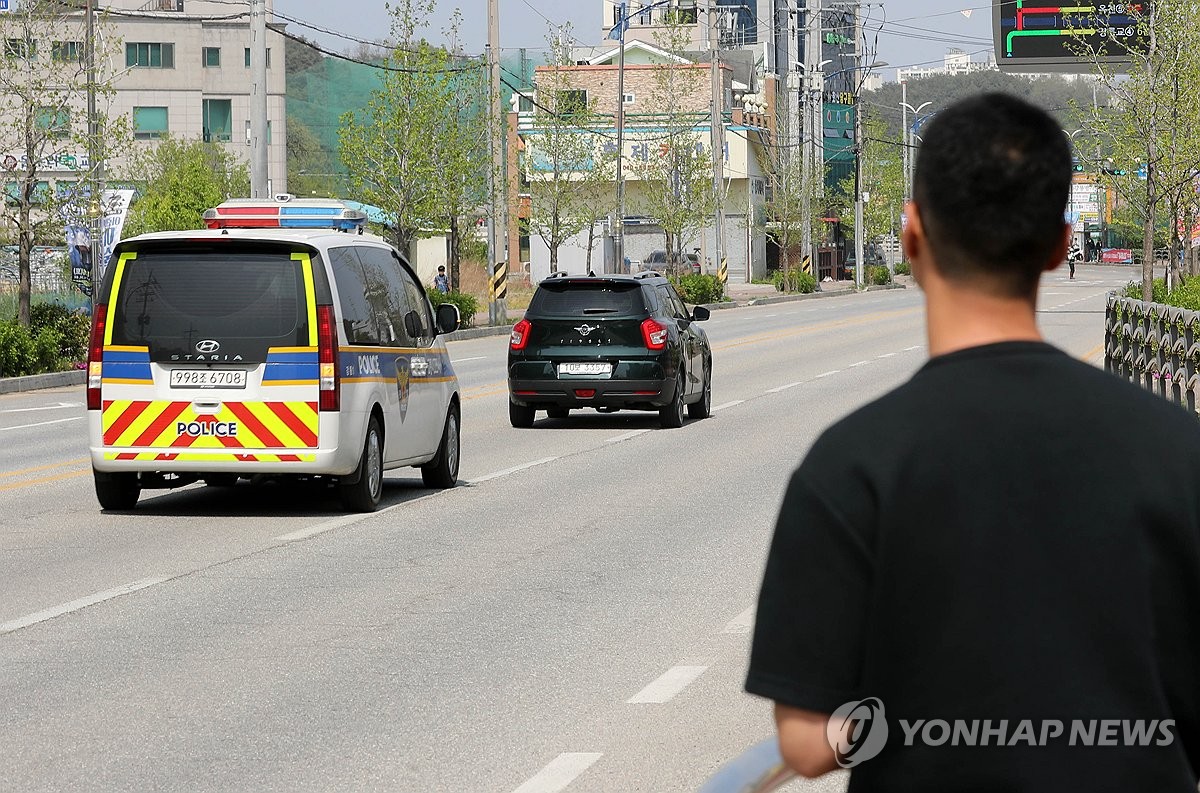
[433,265,450,294]
[746,93,1200,791]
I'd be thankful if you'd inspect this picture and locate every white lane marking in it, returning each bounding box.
[849,360,870,368]
[627,665,709,704]
[0,577,169,636]
[605,429,650,443]
[905,345,922,351]
[723,606,755,634]
[0,401,80,414]
[712,400,744,412]
[470,456,559,485]
[451,356,487,363]
[815,370,839,378]
[765,382,802,394]
[761,314,777,318]
[878,352,896,359]
[0,416,83,432]
[512,753,603,793]
[276,514,365,543]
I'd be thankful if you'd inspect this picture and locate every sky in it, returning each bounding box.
[280,0,995,83]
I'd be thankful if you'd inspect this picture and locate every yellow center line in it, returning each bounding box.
[712,307,923,352]
[0,468,90,493]
[1080,342,1105,362]
[0,457,89,479]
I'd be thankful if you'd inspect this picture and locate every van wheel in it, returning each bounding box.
[421,405,460,489]
[659,371,686,429]
[340,416,383,512]
[94,470,140,511]
[509,399,535,428]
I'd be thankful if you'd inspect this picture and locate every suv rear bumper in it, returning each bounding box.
[509,375,678,410]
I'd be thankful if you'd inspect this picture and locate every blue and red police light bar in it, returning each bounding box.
[203,202,368,231]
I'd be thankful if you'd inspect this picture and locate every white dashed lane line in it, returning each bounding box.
[723,606,755,635]
[0,417,83,432]
[511,753,603,793]
[470,456,559,485]
[0,577,170,636]
[712,400,745,412]
[850,360,871,367]
[605,429,651,444]
[0,401,80,414]
[627,665,709,704]
[765,382,803,394]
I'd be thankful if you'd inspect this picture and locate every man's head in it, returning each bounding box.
[438,265,446,274]
[908,93,1071,298]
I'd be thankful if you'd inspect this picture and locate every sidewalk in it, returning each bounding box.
[724,277,858,303]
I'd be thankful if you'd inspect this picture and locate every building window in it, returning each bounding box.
[556,89,587,115]
[637,3,652,25]
[245,119,273,145]
[623,92,635,105]
[676,2,698,24]
[203,99,232,142]
[244,47,271,68]
[36,107,70,140]
[613,3,623,24]
[126,42,175,68]
[5,39,35,59]
[202,47,221,67]
[518,94,533,112]
[133,106,169,140]
[51,41,82,62]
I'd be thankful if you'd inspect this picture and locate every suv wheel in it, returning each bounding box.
[660,371,686,429]
[340,416,383,512]
[688,361,712,419]
[94,470,140,510]
[509,399,536,428]
[421,406,460,489]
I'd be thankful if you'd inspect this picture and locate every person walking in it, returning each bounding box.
[745,94,1200,791]
[433,265,450,294]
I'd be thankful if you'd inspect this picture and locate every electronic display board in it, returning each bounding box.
[993,2,1149,73]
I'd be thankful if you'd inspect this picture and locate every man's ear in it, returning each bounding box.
[902,203,926,286]
[1044,223,1072,273]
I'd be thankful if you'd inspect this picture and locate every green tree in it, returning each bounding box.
[287,116,337,198]
[338,0,485,264]
[525,30,617,274]
[0,1,126,326]
[121,137,249,236]
[837,113,904,258]
[761,135,821,290]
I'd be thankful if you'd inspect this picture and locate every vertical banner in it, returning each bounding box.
[98,189,135,278]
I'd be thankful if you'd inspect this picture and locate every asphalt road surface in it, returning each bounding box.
[0,264,1132,792]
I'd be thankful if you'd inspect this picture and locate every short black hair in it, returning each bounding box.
[438,265,445,271]
[912,93,1070,297]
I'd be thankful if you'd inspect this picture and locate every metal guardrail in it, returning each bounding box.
[1105,293,1200,413]
[696,738,796,792]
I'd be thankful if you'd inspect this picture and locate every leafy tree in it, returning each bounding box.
[0,0,125,326]
[121,137,249,236]
[339,0,486,265]
[284,34,325,76]
[629,13,715,268]
[287,116,337,198]
[525,30,617,274]
[837,112,904,258]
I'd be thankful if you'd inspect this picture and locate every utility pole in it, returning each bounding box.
[85,0,101,303]
[708,0,727,281]
[802,0,822,275]
[799,2,812,272]
[486,0,507,324]
[614,2,627,274]
[900,79,908,201]
[249,0,269,197]
[852,1,864,289]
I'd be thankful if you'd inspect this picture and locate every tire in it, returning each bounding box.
[421,406,460,489]
[688,361,712,420]
[340,416,383,512]
[546,407,570,420]
[509,399,535,428]
[659,371,686,429]
[94,470,140,510]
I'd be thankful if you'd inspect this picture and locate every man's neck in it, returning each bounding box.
[924,281,1043,358]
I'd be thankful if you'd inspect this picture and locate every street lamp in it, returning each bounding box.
[899,81,931,202]
[853,60,887,289]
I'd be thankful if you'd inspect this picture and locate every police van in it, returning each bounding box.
[86,197,462,512]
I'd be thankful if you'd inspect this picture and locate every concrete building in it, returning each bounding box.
[897,48,999,82]
[2,0,287,203]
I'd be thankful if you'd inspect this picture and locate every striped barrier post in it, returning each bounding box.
[801,254,812,275]
[717,257,728,288]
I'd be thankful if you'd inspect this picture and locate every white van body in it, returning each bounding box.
[86,199,461,512]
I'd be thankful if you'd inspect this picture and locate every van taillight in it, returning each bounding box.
[86,304,107,411]
[510,318,532,350]
[316,304,340,411]
[641,318,668,350]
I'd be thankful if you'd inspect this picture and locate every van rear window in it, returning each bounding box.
[529,282,646,317]
[109,251,310,362]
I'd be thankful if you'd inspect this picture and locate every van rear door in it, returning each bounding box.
[99,242,324,465]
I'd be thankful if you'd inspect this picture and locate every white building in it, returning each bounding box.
[1,0,287,202]
[897,48,999,82]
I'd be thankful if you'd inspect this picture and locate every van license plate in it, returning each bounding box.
[557,362,612,377]
[170,369,247,389]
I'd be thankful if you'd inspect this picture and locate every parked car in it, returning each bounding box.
[642,249,702,274]
[86,196,463,513]
[843,243,887,278]
[507,271,712,429]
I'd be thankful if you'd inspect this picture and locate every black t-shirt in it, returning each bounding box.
[746,342,1200,791]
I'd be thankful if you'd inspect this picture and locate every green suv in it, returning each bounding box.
[507,271,712,429]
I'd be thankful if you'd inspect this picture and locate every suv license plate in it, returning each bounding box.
[170,369,247,389]
[557,362,612,378]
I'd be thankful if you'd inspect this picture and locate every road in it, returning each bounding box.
[0,264,1130,792]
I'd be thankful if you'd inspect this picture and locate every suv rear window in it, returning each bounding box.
[528,281,647,317]
[109,247,311,362]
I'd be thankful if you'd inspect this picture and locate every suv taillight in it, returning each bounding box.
[86,304,107,411]
[316,304,340,411]
[510,318,532,350]
[641,317,668,351]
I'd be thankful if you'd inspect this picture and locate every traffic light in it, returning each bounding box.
[1072,158,1084,172]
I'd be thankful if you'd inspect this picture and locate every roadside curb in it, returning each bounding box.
[444,325,514,342]
[0,369,86,395]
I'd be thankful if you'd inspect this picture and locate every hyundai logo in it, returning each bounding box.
[195,339,221,353]
[574,324,599,337]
